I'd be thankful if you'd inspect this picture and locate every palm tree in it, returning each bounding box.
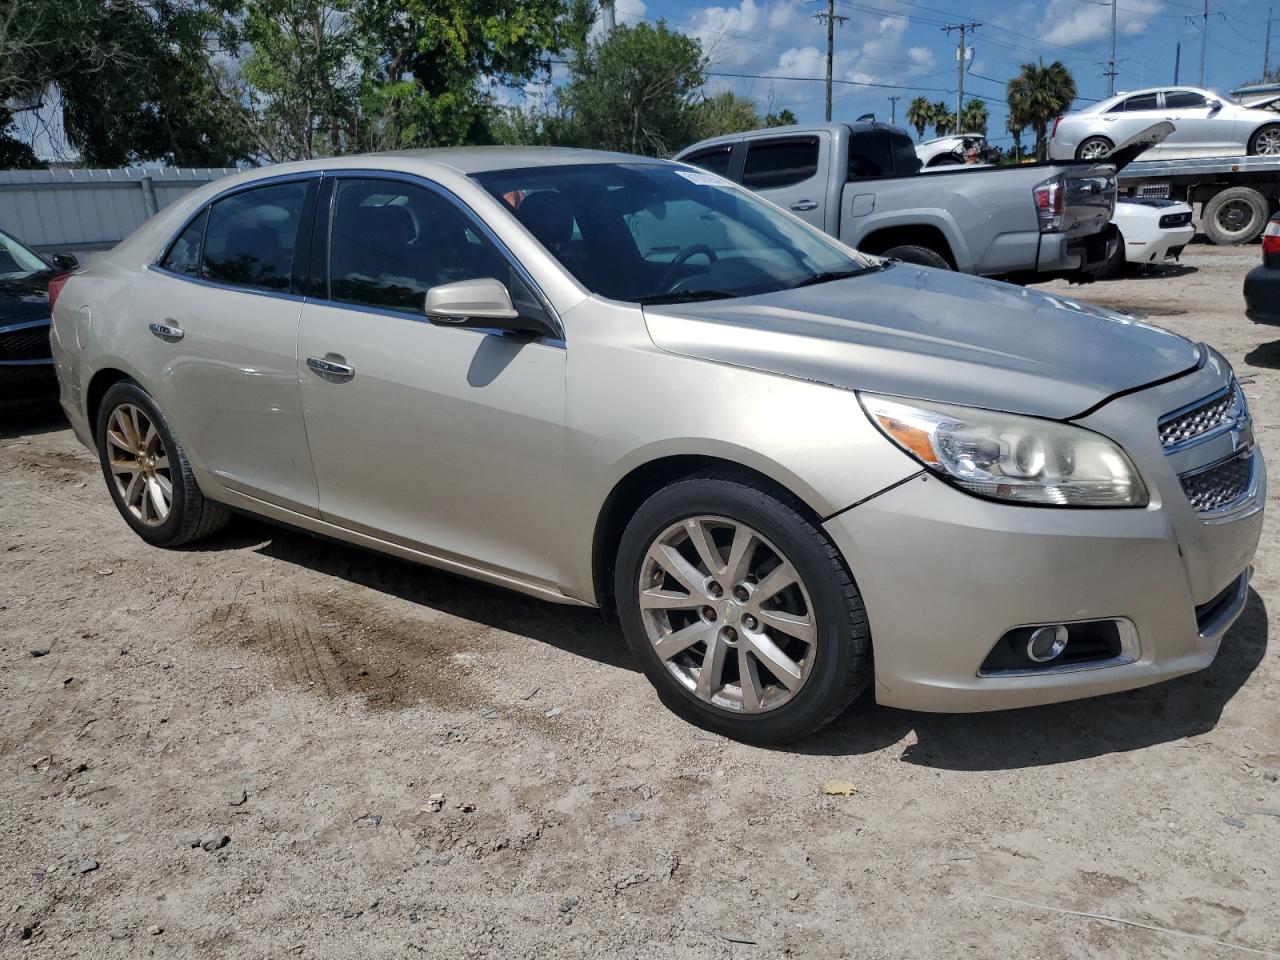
[1006,115,1026,162]
[906,96,932,141]
[959,98,988,135]
[1006,60,1077,161]
[931,101,954,138]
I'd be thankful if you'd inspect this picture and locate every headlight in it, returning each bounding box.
[860,393,1148,507]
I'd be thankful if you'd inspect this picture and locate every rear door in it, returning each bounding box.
[1100,91,1164,155]
[739,134,828,229]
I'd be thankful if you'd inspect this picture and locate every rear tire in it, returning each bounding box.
[1202,187,1269,245]
[1075,136,1114,160]
[614,472,873,744]
[882,244,951,270]
[1093,234,1127,280]
[96,381,229,547]
[1248,124,1280,157]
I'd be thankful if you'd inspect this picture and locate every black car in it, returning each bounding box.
[1245,214,1280,325]
[0,229,76,411]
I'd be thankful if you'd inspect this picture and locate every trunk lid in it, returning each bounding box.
[1056,122,1176,241]
[642,262,1202,421]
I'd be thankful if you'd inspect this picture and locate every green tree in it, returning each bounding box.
[1006,114,1026,162]
[905,96,932,141]
[695,90,760,139]
[562,21,705,155]
[1006,60,1076,161]
[959,98,988,136]
[764,107,797,127]
[931,100,954,138]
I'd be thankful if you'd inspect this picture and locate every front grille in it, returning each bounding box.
[0,325,52,362]
[1159,384,1242,450]
[1180,451,1253,513]
[1159,212,1193,228]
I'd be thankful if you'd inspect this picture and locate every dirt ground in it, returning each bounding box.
[2,242,1279,959]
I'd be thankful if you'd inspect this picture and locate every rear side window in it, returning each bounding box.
[202,181,310,292]
[1164,91,1207,109]
[1110,93,1159,112]
[847,132,894,179]
[684,146,734,177]
[890,135,923,176]
[741,137,819,189]
[160,209,208,277]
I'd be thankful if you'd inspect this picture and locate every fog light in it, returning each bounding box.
[1026,625,1068,663]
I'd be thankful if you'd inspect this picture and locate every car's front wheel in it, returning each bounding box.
[96,381,229,547]
[614,473,872,744]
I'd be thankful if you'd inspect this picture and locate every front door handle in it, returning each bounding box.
[790,199,819,212]
[148,321,184,342]
[306,356,355,380]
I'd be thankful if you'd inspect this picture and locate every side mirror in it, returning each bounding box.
[1207,98,1223,112]
[49,252,79,271]
[424,277,556,339]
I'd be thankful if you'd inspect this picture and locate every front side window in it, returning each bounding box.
[160,209,208,277]
[1164,91,1208,109]
[741,137,819,189]
[327,177,551,326]
[202,181,310,292]
[684,146,734,177]
[474,163,870,304]
[0,230,49,279]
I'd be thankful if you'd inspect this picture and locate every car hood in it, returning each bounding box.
[641,263,1202,421]
[0,272,56,326]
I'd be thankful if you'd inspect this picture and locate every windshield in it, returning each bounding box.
[0,230,49,280]
[472,163,871,303]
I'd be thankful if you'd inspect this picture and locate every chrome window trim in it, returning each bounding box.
[976,618,1140,678]
[319,168,565,342]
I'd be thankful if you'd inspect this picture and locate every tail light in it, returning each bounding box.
[1263,217,1280,257]
[48,272,71,313]
[1051,116,1063,140]
[1034,175,1066,233]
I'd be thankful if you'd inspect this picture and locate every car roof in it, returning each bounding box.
[677,121,901,156]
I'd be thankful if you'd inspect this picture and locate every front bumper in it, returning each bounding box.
[0,360,58,409]
[1245,265,1280,324]
[826,360,1264,712]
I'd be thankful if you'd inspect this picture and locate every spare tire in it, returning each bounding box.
[1202,187,1269,245]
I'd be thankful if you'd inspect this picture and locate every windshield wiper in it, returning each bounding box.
[637,290,740,305]
[790,265,884,288]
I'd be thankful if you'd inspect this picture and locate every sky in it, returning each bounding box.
[614,0,1277,143]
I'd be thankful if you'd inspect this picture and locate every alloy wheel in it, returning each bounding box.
[1079,138,1112,160]
[1256,127,1280,156]
[637,515,817,714]
[105,403,173,526]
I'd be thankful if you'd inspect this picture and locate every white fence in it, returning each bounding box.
[0,167,238,253]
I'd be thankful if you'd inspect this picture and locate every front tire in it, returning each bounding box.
[1076,136,1114,160]
[614,473,872,744]
[96,381,229,547]
[882,244,952,270]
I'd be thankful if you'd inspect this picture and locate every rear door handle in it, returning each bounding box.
[148,321,184,342]
[307,356,355,380]
[790,199,819,211]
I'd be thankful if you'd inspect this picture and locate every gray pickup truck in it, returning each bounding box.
[675,121,1172,279]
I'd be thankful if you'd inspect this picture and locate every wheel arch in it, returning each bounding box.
[857,223,958,268]
[590,453,829,614]
[85,367,136,438]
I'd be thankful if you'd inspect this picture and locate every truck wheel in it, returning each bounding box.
[1202,187,1269,245]
[1076,136,1114,160]
[1093,234,1127,281]
[1248,124,1280,156]
[883,245,951,270]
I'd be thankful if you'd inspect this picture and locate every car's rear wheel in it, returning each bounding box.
[1076,136,1114,160]
[614,473,872,744]
[1202,186,1269,245]
[96,381,229,547]
[882,244,951,270]
[1248,124,1280,157]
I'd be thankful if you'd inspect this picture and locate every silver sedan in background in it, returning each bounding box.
[1050,86,1280,160]
[49,148,1264,743]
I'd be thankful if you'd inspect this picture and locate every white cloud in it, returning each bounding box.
[1042,0,1163,47]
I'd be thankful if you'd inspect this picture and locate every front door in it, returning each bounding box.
[143,178,320,514]
[739,134,829,230]
[297,175,567,588]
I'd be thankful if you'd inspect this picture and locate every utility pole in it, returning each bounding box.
[942,22,980,131]
[1198,0,1208,87]
[814,0,848,122]
[888,95,900,125]
[601,0,615,34]
[1265,8,1273,79]
[1107,0,1118,96]
[1174,41,1181,83]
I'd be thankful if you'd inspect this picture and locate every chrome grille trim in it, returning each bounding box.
[1158,381,1244,453]
[1179,449,1256,516]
